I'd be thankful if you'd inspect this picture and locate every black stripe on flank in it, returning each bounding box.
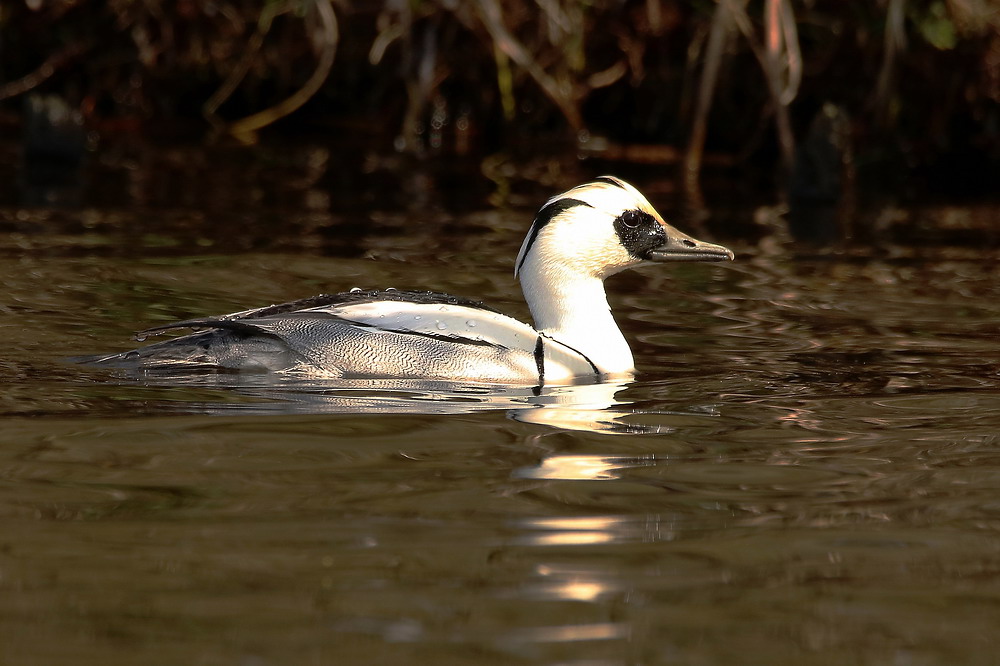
[331,317,506,348]
[534,335,545,386]
[593,176,626,189]
[516,198,592,275]
[386,330,503,348]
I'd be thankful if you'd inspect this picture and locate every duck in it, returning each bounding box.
[84,176,733,384]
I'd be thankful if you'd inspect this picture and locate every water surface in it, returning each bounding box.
[2,142,1000,664]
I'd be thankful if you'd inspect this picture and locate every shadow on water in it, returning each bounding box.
[3,136,1000,664]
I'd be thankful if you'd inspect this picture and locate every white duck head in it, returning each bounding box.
[514,175,733,377]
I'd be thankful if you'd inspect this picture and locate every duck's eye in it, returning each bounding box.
[620,210,642,228]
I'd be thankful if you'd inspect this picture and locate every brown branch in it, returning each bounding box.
[684,0,741,218]
[473,0,583,131]
[727,0,799,186]
[225,0,339,142]
[0,42,89,102]
[762,0,797,176]
[202,2,287,127]
[874,0,907,124]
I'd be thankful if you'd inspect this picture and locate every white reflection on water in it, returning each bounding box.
[531,578,610,603]
[519,530,617,547]
[514,515,629,546]
[511,511,699,548]
[514,454,656,480]
[502,622,629,643]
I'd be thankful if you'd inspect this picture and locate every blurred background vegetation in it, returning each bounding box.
[1,0,997,212]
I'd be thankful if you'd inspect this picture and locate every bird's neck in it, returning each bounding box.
[518,261,635,377]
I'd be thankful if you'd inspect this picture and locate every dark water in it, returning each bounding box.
[3,139,1000,664]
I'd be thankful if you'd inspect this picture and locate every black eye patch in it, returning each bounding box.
[613,209,666,259]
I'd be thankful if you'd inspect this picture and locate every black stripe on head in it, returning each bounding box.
[593,176,626,189]
[613,209,667,260]
[516,197,592,274]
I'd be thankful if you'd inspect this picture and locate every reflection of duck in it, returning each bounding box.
[85,177,732,384]
[103,374,669,434]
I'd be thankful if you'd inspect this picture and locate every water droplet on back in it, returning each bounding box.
[466,320,477,328]
[436,321,448,330]
[350,287,362,293]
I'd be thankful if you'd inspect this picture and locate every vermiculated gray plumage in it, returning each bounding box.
[82,290,551,381]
